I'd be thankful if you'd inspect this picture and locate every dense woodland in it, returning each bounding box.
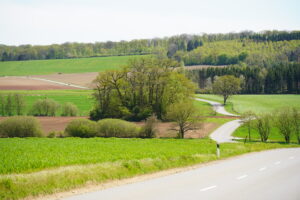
[1,30,300,94]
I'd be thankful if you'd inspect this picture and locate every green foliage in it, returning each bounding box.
[254,114,271,142]
[65,119,97,138]
[0,116,42,138]
[91,57,195,121]
[274,108,294,143]
[14,93,25,115]
[61,102,78,116]
[166,101,199,138]
[5,94,13,116]
[96,119,141,138]
[212,75,241,104]
[30,98,60,116]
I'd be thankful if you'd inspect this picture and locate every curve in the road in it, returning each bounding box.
[195,98,241,143]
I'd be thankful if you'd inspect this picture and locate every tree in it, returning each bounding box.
[0,94,5,116]
[30,99,60,116]
[212,75,241,105]
[166,101,200,139]
[61,102,78,116]
[240,111,256,141]
[5,94,13,116]
[274,109,293,143]
[255,114,271,142]
[291,108,300,144]
[14,93,25,115]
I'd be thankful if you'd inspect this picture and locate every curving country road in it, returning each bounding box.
[64,148,300,200]
[195,98,241,143]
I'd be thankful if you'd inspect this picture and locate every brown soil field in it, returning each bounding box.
[0,76,80,90]
[32,72,98,88]
[0,117,218,138]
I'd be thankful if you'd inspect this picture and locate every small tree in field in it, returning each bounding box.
[14,93,25,115]
[61,102,78,116]
[0,94,5,116]
[140,114,158,138]
[212,75,241,105]
[274,108,293,144]
[166,101,199,139]
[5,94,13,116]
[291,108,300,144]
[240,111,256,141]
[255,114,271,142]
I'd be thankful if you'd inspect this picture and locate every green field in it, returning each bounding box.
[197,94,300,114]
[0,90,93,116]
[0,137,298,199]
[0,55,143,76]
[233,121,299,143]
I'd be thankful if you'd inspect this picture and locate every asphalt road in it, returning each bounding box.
[195,98,238,116]
[64,148,300,200]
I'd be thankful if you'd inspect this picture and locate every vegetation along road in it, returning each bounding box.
[64,148,300,200]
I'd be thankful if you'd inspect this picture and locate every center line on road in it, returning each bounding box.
[274,161,281,165]
[236,174,248,180]
[289,156,295,160]
[259,167,267,171]
[200,185,217,192]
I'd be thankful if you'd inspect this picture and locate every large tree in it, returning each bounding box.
[91,57,195,121]
[212,75,241,105]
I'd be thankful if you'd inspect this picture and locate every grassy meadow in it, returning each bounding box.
[0,55,143,76]
[0,137,298,199]
[197,94,300,114]
[0,90,93,116]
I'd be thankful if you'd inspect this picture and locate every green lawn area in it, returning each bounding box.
[0,55,143,76]
[196,94,300,114]
[194,100,219,116]
[0,137,298,199]
[0,90,94,116]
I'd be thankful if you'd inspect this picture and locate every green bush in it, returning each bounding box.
[0,116,42,137]
[30,99,60,116]
[97,118,140,138]
[61,102,78,116]
[65,119,97,138]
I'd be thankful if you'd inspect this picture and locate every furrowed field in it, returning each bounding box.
[0,137,298,200]
[0,55,143,76]
[197,94,300,114]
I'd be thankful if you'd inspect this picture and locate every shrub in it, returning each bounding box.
[47,131,65,138]
[30,99,60,116]
[0,116,42,137]
[61,102,78,116]
[14,93,26,115]
[97,118,140,138]
[65,119,97,138]
[140,114,158,138]
[255,114,271,142]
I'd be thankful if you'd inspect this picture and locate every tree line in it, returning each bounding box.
[1,30,299,61]
[188,62,300,94]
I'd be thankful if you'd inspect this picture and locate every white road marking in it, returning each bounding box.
[236,174,248,180]
[200,185,217,192]
[274,161,281,165]
[289,156,295,160]
[259,167,267,171]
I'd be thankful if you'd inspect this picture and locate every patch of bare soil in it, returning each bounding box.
[0,76,79,90]
[32,72,98,89]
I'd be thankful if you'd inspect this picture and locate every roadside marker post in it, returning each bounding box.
[216,143,220,158]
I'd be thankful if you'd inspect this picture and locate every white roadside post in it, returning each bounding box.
[216,143,220,158]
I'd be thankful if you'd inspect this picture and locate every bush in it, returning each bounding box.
[30,99,60,116]
[140,114,158,138]
[47,131,65,138]
[61,102,78,116]
[0,116,42,137]
[65,119,97,138]
[97,118,140,138]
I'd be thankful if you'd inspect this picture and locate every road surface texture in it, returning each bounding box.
[64,148,300,200]
[195,98,241,143]
[195,98,238,116]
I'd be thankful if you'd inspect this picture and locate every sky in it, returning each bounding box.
[0,0,299,45]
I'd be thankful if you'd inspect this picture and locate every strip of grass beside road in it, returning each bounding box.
[0,137,298,200]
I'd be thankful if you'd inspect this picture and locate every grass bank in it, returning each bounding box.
[0,55,143,76]
[196,94,300,114]
[0,137,298,199]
